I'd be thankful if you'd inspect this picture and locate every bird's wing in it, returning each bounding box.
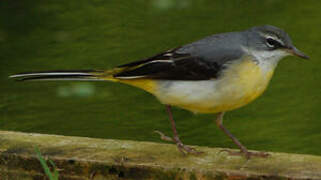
[113,49,219,80]
[114,51,217,80]
[113,32,245,80]
[113,48,239,80]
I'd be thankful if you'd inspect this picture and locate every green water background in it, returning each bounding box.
[0,0,320,155]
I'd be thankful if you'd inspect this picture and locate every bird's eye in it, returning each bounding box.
[266,38,281,49]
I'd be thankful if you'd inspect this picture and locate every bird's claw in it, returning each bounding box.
[177,142,204,155]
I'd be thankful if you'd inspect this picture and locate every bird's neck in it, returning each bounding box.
[243,48,288,74]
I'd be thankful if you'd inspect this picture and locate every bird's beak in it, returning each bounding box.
[287,46,309,59]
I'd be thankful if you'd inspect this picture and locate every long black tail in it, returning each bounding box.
[9,70,106,81]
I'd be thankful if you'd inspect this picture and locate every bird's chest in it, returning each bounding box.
[214,59,274,111]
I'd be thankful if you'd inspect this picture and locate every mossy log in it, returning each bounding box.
[0,130,320,179]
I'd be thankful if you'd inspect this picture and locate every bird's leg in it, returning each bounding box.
[154,105,203,155]
[215,112,269,159]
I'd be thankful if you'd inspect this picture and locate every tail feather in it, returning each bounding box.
[9,70,107,81]
[9,69,157,94]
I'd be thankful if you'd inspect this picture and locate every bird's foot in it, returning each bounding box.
[154,130,203,155]
[175,141,203,155]
[220,149,270,159]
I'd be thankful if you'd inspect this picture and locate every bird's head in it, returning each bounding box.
[244,25,309,63]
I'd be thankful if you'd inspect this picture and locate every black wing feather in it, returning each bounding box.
[114,48,222,80]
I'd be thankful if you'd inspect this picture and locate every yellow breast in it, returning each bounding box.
[210,57,275,113]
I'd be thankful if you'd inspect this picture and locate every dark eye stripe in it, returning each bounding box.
[266,38,283,49]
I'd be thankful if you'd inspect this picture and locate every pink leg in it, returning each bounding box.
[216,112,270,159]
[155,105,203,155]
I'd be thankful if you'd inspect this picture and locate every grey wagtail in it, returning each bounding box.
[10,25,309,159]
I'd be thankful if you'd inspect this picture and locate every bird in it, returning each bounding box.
[10,25,309,159]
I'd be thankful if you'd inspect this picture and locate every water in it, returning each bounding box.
[0,0,320,156]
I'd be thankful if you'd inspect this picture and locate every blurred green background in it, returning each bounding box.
[0,0,320,155]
